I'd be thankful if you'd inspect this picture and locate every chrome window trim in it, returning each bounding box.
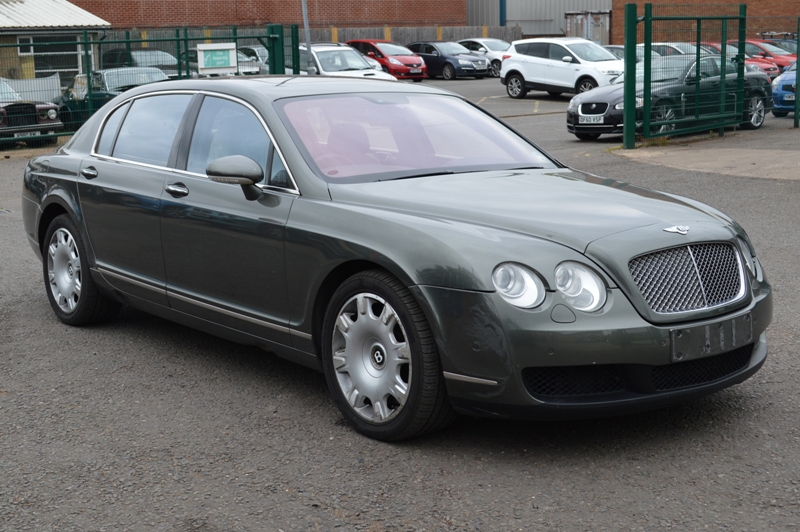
[97,267,167,296]
[89,89,301,196]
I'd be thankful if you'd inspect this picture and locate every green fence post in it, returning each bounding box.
[736,5,746,130]
[183,27,191,78]
[642,4,652,137]
[175,29,182,79]
[274,24,285,74]
[795,17,799,128]
[266,24,277,74]
[83,30,94,117]
[124,30,131,67]
[291,24,300,75]
[623,3,639,149]
[718,18,727,137]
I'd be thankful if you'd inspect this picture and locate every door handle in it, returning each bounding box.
[165,183,189,197]
[80,167,98,179]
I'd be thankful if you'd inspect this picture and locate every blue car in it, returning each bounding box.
[406,41,489,80]
[771,61,797,117]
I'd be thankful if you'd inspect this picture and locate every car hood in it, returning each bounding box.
[572,82,625,104]
[453,53,484,62]
[323,70,397,81]
[328,168,728,253]
[391,55,425,66]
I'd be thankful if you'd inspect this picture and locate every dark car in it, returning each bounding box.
[346,39,427,81]
[54,67,168,129]
[406,41,488,79]
[100,48,181,78]
[567,55,773,140]
[0,80,62,145]
[22,76,772,441]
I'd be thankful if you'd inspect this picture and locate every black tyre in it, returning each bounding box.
[773,110,789,118]
[43,214,120,325]
[547,91,563,97]
[475,75,485,80]
[321,270,456,441]
[412,78,423,82]
[575,133,601,141]
[506,73,527,99]
[741,95,766,130]
[576,77,598,93]
[490,59,502,78]
[442,63,456,80]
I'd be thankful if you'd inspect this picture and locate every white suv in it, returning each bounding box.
[287,43,397,81]
[500,37,624,99]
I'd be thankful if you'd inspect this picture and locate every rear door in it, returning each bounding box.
[77,92,194,306]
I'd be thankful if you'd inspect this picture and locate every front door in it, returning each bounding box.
[160,94,295,345]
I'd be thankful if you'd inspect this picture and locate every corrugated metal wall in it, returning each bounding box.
[469,0,612,37]
[466,0,500,27]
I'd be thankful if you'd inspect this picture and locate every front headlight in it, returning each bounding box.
[603,70,622,77]
[772,75,782,90]
[615,97,644,110]
[47,109,57,120]
[458,59,472,66]
[554,262,607,312]
[568,98,578,111]
[492,263,546,309]
[389,57,403,66]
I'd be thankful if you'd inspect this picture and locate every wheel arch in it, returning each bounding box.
[37,198,77,255]
[575,75,598,91]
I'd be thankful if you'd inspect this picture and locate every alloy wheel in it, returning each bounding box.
[47,227,82,313]
[331,293,411,423]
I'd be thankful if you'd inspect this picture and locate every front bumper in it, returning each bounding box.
[0,121,64,139]
[566,107,624,136]
[456,64,489,77]
[411,280,772,420]
[388,65,427,80]
[772,91,797,112]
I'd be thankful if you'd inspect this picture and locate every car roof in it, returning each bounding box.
[346,39,392,44]
[512,37,590,45]
[114,75,453,103]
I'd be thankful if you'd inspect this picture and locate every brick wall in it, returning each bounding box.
[610,0,800,44]
[69,0,466,29]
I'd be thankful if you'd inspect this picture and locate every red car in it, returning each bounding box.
[702,42,782,79]
[733,39,797,71]
[346,40,427,81]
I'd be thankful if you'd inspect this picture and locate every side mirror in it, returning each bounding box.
[562,55,573,63]
[431,50,439,56]
[478,47,487,53]
[368,51,375,57]
[206,155,264,201]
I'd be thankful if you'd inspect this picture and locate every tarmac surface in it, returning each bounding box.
[2,78,799,531]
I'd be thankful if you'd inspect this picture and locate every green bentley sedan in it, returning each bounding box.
[21,76,772,440]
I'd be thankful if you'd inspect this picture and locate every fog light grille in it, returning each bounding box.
[522,365,625,397]
[652,344,753,391]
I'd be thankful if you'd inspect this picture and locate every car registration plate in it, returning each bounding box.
[579,116,603,124]
[410,68,421,73]
[785,94,795,101]
[15,131,40,138]
[670,313,753,363]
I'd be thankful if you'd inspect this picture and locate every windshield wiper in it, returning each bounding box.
[380,170,455,181]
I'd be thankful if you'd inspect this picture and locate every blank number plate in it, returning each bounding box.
[670,313,753,363]
[785,94,795,101]
[579,116,603,124]
[410,68,422,73]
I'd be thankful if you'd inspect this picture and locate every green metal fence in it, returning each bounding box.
[623,3,800,149]
[0,25,300,146]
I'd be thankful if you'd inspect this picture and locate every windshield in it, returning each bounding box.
[276,93,556,183]
[776,41,798,53]
[482,39,510,52]
[376,43,415,56]
[316,49,372,71]
[614,57,715,84]
[243,46,268,61]
[567,42,619,62]
[103,69,167,90]
[438,42,471,55]
[789,62,797,71]
[0,81,21,102]
[131,50,178,67]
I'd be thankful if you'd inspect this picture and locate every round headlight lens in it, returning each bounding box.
[492,263,546,309]
[554,262,607,312]
[47,109,57,120]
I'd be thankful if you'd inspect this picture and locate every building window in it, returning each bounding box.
[17,35,91,86]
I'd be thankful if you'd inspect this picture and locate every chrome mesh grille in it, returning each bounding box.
[629,243,742,314]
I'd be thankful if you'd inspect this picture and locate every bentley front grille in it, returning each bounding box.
[628,243,743,314]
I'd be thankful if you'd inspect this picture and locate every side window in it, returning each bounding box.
[112,94,191,166]
[423,44,436,55]
[462,41,476,51]
[527,43,548,58]
[549,44,570,61]
[186,96,270,180]
[514,43,530,55]
[298,50,309,72]
[95,101,130,156]
[407,43,420,53]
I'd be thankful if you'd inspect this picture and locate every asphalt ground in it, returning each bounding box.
[1,77,799,531]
